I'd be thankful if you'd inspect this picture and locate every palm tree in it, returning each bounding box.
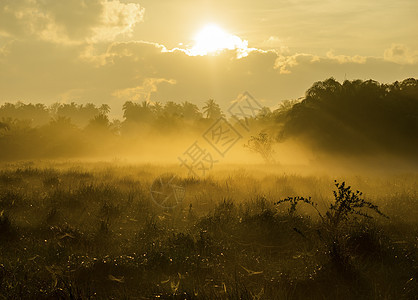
[99,104,111,115]
[122,101,135,120]
[182,101,202,120]
[202,99,223,119]
[87,114,110,131]
[140,101,151,109]
[152,101,164,117]
[164,101,183,117]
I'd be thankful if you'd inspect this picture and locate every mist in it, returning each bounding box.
[0,78,416,171]
[1,77,417,299]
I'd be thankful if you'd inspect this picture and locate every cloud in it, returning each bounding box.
[0,40,13,60]
[262,36,282,48]
[274,53,320,74]
[90,0,145,42]
[259,36,289,53]
[326,50,367,64]
[113,78,177,102]
[274,50,369,75]
[1,30,417,117]
[0,0,145,44]
[384,44,418,64]
[80,40,170,68]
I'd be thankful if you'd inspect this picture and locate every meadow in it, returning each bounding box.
[0,161,416,299]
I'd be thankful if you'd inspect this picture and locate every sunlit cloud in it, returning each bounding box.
[184,24,257,58]
[89,0,145,42]
[384,44,418,64]
[113,78,177,102]
[274,53,320,74]
[259,36,289,53]
[326,50,367,64]
[0,0,145,44]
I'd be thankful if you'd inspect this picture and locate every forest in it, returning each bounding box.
[1,78,417,164]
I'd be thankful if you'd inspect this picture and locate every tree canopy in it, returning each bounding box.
[0,78,417,162]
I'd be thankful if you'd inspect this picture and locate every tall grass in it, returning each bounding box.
[0,163,416,299]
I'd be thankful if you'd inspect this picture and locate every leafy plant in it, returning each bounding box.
[275,180,387,227]
[326,180,387,227]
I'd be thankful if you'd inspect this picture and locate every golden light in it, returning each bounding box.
[188,24,248,56]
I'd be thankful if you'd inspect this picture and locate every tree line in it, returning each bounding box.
[0,99,225,128]
[0,78,417,161]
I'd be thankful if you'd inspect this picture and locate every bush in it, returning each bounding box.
[275,180,387,228]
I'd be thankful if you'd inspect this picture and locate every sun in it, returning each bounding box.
[189,23,248,56]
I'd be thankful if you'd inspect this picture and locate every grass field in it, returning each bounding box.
[0,161,417,299]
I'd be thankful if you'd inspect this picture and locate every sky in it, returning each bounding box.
[0,0,417,117]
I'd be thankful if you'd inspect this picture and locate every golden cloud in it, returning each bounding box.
[0,0,145,44]
[274,53,320,74]
[384,44,418,64]
[326,50,367,64]
[113,78,177,102]
[89,0,145,42]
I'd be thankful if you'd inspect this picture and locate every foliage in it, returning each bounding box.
[275,180,387,227]
[202,98,223,120]
[244,132,276,164]
[279,77,418,157]
[326,180,388,227]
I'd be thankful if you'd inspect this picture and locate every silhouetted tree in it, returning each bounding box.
[53,102,101,127]
[99,104,111,115]
[0,102,50,126]
[182,101,202,121]
[122,101,153,123]
[163,101,183,118]
[202,99,223,119]
[86,114,110,131]
[151,101,164,118]
[279,77,418,158]
[244,132,276,164]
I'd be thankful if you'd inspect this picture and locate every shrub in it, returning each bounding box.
[275,180,387,227]
[326,180,387,227]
